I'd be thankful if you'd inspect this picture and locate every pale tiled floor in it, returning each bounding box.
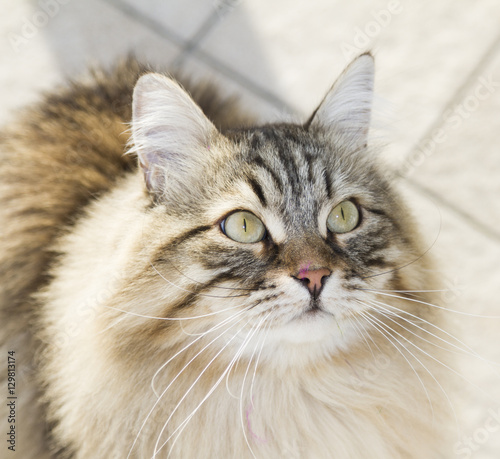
[1,0,500,457]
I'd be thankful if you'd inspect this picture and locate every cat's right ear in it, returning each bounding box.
[307,53,374,150]
[131,73,219,196]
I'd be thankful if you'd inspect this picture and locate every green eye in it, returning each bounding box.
[327,200,359,233]
[222,211,266,243]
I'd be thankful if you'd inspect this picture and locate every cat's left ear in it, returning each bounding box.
[307,53,374,149]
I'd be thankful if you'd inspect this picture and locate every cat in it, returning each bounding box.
[0,53,452,458]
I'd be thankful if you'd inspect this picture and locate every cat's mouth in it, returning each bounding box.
[302,300,331,317]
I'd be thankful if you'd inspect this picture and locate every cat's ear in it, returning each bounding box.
[307,53,374,149]
[131,73,218,195]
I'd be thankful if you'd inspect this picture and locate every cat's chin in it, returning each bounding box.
[284,312,349,342]
[258,312,357,359]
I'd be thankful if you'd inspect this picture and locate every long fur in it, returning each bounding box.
[0,55,451,458]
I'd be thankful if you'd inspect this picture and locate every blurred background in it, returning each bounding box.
[1,1,499,457]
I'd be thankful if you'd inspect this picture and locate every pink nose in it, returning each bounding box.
[296,267,331,298]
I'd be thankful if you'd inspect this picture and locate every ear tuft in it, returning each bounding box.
[131,73,218,195]
[309,53,374,149]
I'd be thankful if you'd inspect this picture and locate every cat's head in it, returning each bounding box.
[125,54,428,365]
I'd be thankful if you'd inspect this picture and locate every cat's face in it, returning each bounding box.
[126,54,425,364]
[137,128,420,361]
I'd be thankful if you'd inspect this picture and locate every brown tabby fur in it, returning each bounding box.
[0,58,253,458]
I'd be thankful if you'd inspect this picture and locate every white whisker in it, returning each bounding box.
[249,320,272,403]
[168,261,259,292]
[346,314,377,359]
[225,314,270,400]
[106,302,246,321]
[362,310,460,434]
[150,262,253,299]
[160,316,267,458]
[153,318,254,457]
[127,310,249,459]
[361,289,500,319]
[358,310,435,420]
[368,305,499,406]
[365,299,500,370]
[357,288,453,294]
[226,311,271,399]
[151,307,252,395]
[239,314,271,458]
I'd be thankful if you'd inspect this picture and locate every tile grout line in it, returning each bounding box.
[406,30,500,163]
[100,0,185,48]
[405,180,500,243]
[170,0,241,67]
[168,0,296,113]
[99,0,296,116]
[187,48,297,115]
[401,30,500,243]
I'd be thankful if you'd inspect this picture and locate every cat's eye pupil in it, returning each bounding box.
[243,218,247,232]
